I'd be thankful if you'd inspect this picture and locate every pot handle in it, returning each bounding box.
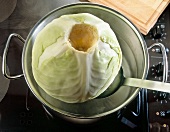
[147,43,168,83]
[127,43,168,117]
[2,33,25,79]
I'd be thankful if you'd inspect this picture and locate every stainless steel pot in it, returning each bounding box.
[2,3,168,119]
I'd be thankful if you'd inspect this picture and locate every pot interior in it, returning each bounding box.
[23,3,148,118]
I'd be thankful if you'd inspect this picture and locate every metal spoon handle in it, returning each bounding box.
[124,78,170,93]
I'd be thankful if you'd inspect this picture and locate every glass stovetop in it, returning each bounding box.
[0,0,169,132]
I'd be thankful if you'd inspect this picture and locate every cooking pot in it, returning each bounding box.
[2,3,168,119]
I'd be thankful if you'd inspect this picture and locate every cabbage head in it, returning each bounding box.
[32,13,122,103]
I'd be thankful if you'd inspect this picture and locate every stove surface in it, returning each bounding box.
[145,4,170,132]
[0,1,169,132]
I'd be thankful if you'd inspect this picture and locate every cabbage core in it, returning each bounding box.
[69,23,99,52]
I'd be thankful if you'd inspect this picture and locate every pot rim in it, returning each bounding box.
[22,2,149,118]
